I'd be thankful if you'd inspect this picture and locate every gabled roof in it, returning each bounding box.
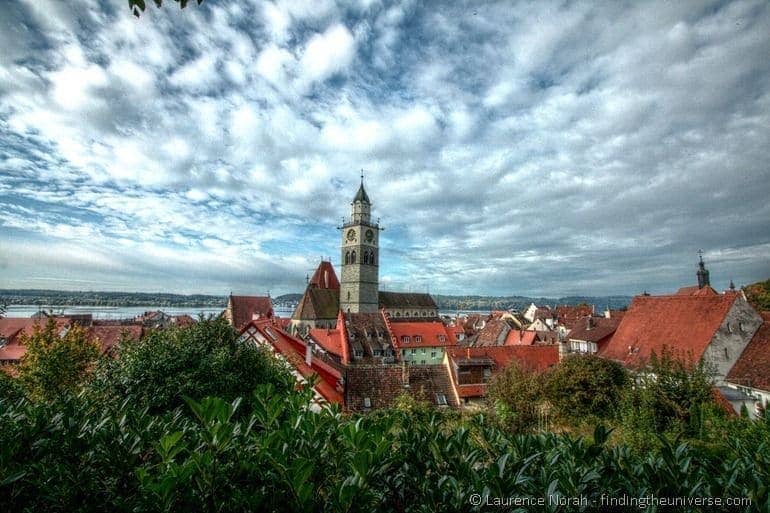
[309,261,340,290]
[504,329,538,346]
[448,345,559,373]
[229,295,273,330]
[726,313,770,392]
[555,304,594,329]
[387,321,456,347]
[88,325,143,353]
[292,288,340,320]
[600,292,739,368]
[474,318,511,347]
[567,316,621,344]
[239,319,343,405]
[676,285,718,296]
[378,292,437,309]
[308,327,345,359]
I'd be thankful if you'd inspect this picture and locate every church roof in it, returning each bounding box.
[378,292,437,309]
[293,288,340,320]
[353,182,370,203]
[309,261,340,290]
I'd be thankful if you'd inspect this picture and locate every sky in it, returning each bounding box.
[1,0,769,298]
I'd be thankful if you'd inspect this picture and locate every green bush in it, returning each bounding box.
[89,317,294,415]
[486,360,547,432]
[545,354,629,423]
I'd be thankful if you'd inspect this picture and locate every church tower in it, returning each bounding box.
[697,251,711,289]
[340,174,381,313]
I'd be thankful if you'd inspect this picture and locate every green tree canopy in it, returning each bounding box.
[90,317,294,415]
[18,318,101,401]
[545,353,629,423]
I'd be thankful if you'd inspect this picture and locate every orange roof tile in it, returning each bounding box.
[229,296,273,330]
[309,261,340,290]
[600,292,738,368]
[387,321,455,348]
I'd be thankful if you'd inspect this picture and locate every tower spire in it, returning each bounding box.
[696,250,710,289]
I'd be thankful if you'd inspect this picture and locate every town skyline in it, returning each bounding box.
[1,0,769,297]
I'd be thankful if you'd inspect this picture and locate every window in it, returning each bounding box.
[354,349,364,358]
[415,336,422,343]
[347,291,351,301]
[726,322,732,333]
[363,397,371,409]
[438,335,446,343]
[396,312,401,317]
[373,349,382,357]
[402,349,406,356]
[351,250,356,264]
[483,368,492,379]
[435,393,448,406]
[345,251,350,264]
[363,251,369,264]
[421,348,426,354]
[431,351,437,358]
[739,322,745,332]
[401,335,410,344]
[420,359,426,364]
[422,311,427,316]
[411,349,416,354]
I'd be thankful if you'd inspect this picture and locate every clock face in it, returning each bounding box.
[365,229,374,242]
[346,229,357,242]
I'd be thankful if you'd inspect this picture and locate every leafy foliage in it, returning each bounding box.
[487,361,547,432]
[545,354,629,423]
[18,318,100,401]
[744,278,770,312]
[89,317,294,415]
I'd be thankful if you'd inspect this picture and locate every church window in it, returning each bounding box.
[395,312,401,317]
[371,251,376,265]
[347,291,351,301]
[345,251,350,264]
[363,251,369,264]
[351,250,356,264]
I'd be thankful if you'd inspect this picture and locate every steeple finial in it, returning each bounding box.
[696,250,710,289]
[361,168,364,184]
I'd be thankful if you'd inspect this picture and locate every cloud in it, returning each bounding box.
[1,0,769,298]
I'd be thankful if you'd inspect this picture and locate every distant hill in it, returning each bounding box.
[431,294,631,312]
[0,289,227,308]
[743,279,770,312]
[0,289,631,312]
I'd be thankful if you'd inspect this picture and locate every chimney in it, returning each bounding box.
[305,341,313,366]
[401,360,410,388]
[586,317,594,330]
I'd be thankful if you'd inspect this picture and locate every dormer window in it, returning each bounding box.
[438,335,446,343]
[414,336,422,343]
[401,336,410,344]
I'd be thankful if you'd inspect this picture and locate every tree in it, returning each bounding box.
[18,318,101,401]
[90,317,294,415]
[487,361,547,432]
[620,347,718,446]
[545,354,629,423]
[744,278,770,312]
[129,0,204,17]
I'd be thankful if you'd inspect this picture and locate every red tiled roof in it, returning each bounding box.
[229,295,273,330]
[567,317,621,344]
[474,318,510,347]
[88,325,143,353]
[448,345,559,373]
[676,285,718,296]
[504,330,537,346]
[0,317,71,362]
[387,321,456,348]
[726,313,770,392]
[555,305,594,325]
[173,315,196,327]
[600,292,738,368]
[309,261,340,290]
[308,327,345,359]
[240,320,343,405]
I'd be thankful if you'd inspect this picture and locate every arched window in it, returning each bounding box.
[351,250,356,264]
[372,251,376,265]
[345,251,350,264]
[363,251,369,265]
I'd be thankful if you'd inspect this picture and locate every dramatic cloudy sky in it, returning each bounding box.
[1,0,769,298]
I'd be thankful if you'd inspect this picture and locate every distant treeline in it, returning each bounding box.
[0,289,228,308]
[430,294,632,311]
[1,289,632,311]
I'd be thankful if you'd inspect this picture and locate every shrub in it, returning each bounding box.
[486,361,547,432]
[89,317,294,415]
[545,354,629,423]
[18,318,101,401]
